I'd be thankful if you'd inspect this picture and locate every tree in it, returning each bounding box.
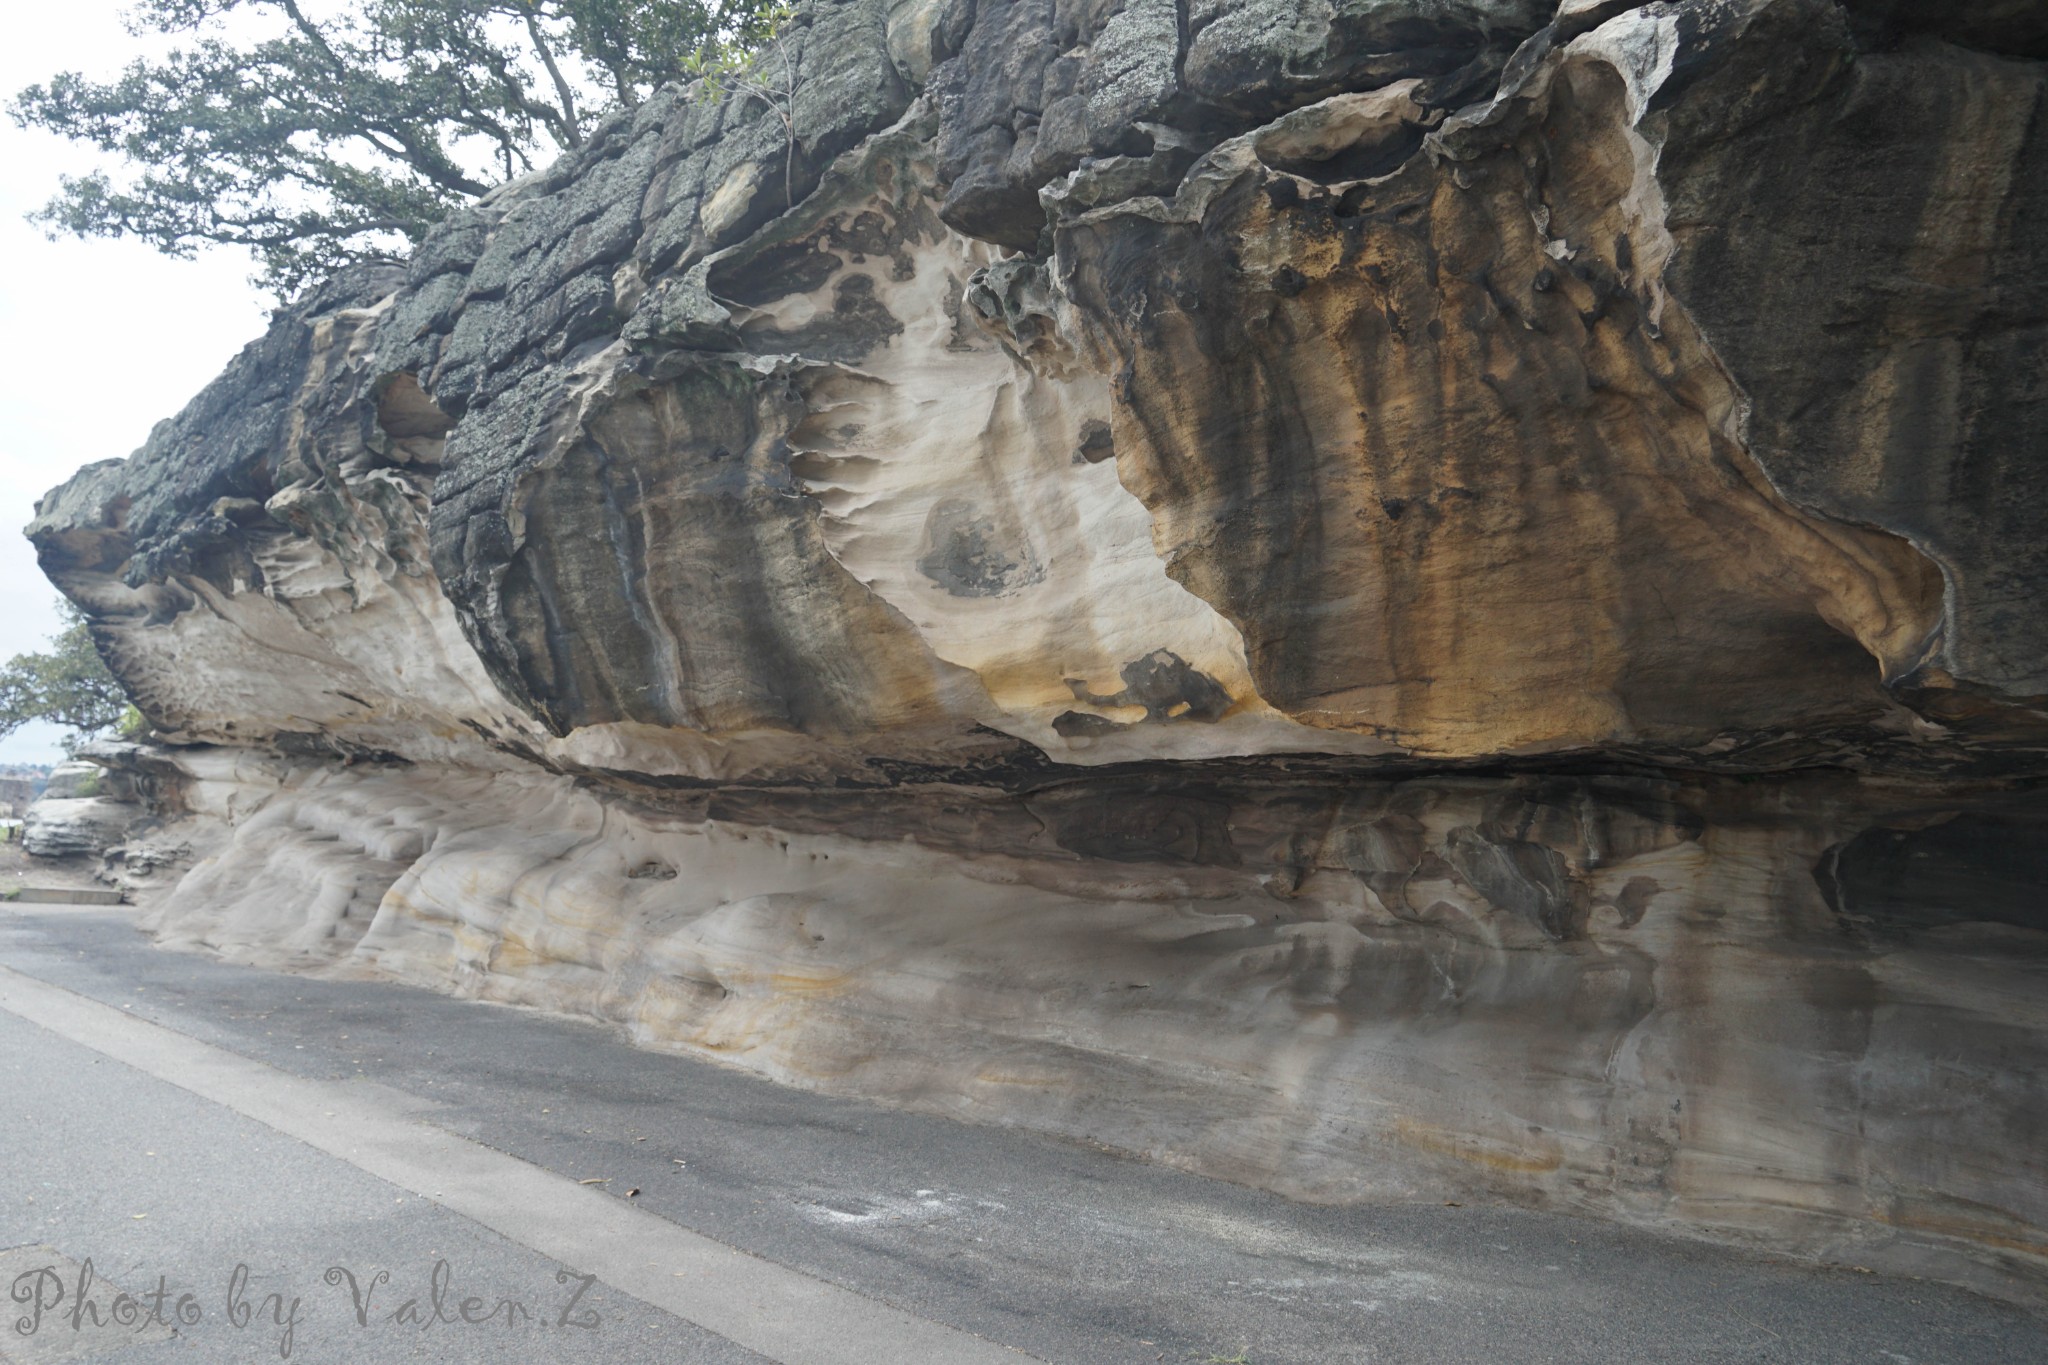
[11,0,786,297]
[0,604,137,752]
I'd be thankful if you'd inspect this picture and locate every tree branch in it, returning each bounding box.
[275,0,349,75]
[522,9,582,148]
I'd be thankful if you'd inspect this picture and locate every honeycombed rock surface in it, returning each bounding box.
[28,0,2048,1301]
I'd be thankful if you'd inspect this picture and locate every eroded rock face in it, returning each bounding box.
[26,0,2048,1301]
[20,798,135,860]
[21,759,142,859]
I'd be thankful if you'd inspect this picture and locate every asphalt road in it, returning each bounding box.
[0,906,2041,1365]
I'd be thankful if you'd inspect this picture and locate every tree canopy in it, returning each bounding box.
[11,0,786,296]
[0,605,136,752]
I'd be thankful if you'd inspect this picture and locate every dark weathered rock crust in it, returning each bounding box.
[25,0,2048,1303]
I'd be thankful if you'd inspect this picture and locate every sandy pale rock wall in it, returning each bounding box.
[26,0,2048,1302]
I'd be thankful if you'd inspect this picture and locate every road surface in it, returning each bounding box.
[0,906,2040,1364]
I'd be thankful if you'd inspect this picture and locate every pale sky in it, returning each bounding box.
[0,6,276,762]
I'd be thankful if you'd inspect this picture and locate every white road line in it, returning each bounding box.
[0,964,1039,1365]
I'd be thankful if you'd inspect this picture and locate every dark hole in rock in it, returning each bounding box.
[1076,420,1115,464]
[1263,124,1426,185]
[1054,710,1127,739]
[1815,812,2048,938]
[1066,650,1233,724]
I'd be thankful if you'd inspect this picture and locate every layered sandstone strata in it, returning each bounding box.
[27,0,2048,1301]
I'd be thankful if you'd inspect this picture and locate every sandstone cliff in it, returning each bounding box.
[28,0,2048,1301]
